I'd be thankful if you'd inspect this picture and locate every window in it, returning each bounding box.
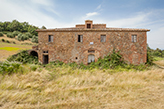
[43,51,48,53]
[78,35,83,42]
[88,50,95,53]
[87,24,91,28]
[88,54,95,64]
[49,35,53,42]
[132,35,137,42]
[101,35,106,42]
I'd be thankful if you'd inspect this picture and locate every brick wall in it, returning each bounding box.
[37,31,147,65]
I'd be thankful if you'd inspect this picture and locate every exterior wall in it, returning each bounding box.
[37,31,147,65]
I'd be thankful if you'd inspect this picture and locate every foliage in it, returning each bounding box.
[1,39,5,42]
[17,33,29,41]
[12,31,20,37]
[31,35,38,43]
[7,50,39,64]
[0,61,22,74]
[25,32,33,38]
[7,32,14,38]
[0,20,40,35]
[0,32,3,37]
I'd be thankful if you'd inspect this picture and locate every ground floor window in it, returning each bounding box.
[88,54,95,64]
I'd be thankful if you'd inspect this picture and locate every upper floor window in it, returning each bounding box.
[49,35,53,42]
[78,35,83,42]
[101,35,106,42]
[87,24,91,28]
[132,35,137,42]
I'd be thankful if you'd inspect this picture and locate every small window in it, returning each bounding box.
[132,35,137,42]
[87,24,91,28]
[49,35,53,42]
[78,35,83,42]
[88,50,95,53]
[43,51,48,53]
[101,35,106,42]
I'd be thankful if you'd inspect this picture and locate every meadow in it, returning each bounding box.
[0,42,32,61]
[0,43,164,109]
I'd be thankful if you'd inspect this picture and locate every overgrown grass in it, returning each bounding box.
[0,63,164,108]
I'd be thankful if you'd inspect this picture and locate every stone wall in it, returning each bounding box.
[37,31,147,65]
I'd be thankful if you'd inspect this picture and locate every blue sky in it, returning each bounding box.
[0,0,164,49]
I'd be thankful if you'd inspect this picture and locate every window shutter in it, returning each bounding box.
[80,35,83,42]
[51,36,53,42]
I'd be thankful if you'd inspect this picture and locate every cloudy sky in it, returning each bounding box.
[0,0,164,49]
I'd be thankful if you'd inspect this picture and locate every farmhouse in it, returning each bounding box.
[31,20,150,65]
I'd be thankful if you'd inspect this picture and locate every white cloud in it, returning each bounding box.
[85,12,99,18]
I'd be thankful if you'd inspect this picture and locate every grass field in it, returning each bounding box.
[0,42,32,61]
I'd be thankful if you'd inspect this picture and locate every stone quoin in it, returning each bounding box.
[31,20,150,65]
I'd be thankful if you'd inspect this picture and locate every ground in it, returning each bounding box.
[0,42,164,109]
[0,42,33,61]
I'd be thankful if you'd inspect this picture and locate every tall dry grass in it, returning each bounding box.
[0,65,164,109]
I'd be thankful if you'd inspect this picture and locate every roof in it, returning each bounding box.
[36,27,150,32]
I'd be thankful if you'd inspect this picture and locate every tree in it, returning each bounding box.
[41,26,46,29]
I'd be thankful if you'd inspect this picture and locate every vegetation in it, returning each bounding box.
[31,35,38,43]
[0,32,3,37]
[7,50,39,64]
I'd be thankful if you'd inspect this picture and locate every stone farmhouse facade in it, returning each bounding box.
[30,20,150,65]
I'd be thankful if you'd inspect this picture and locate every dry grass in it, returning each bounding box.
[0,42,32,61]
[0,65,164,109]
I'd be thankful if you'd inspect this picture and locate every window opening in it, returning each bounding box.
[88,54,95,64]
[132,35,137,42]
[78,35,83,42]
[87,24,91,28]
[49,35,53,42]
[101,35,106,42]
[88,50,95,53]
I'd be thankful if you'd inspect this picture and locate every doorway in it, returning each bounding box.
[88,54,95,64]
[43,55,48,64]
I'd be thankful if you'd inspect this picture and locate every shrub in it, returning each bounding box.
[0,61,22,74]
[30,64,38,71]
[7,33,14,38]
[7,50,39,64]
[2,39,5,42]
[12,31,20,37]
[25,32,33,38]
[17,33,24,41]
[0,32,3,37]
[6,40,10,43]
[31,35,38,43]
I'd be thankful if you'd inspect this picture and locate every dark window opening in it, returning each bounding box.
[78,35,83,42]
[43,51,48,53]
[43,55,49,64]
[87,24,91,28]
[49,35,53,42]
[101,35,106,42]
[75,57,78,59]
[88,50,95,53]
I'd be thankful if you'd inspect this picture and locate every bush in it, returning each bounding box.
[17,33,24,41]
[25,32,33,38]
[0,61,22,74]
[1,39,5,42]
[7,50,39,64]
[7,33,14,38]
[31,35,38,43]
[0,32,3,37]
[12,31,20,37]
[6,40,10,43]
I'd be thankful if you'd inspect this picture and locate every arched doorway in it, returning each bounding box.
[88,54,95,64]
[30,51,38,57]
